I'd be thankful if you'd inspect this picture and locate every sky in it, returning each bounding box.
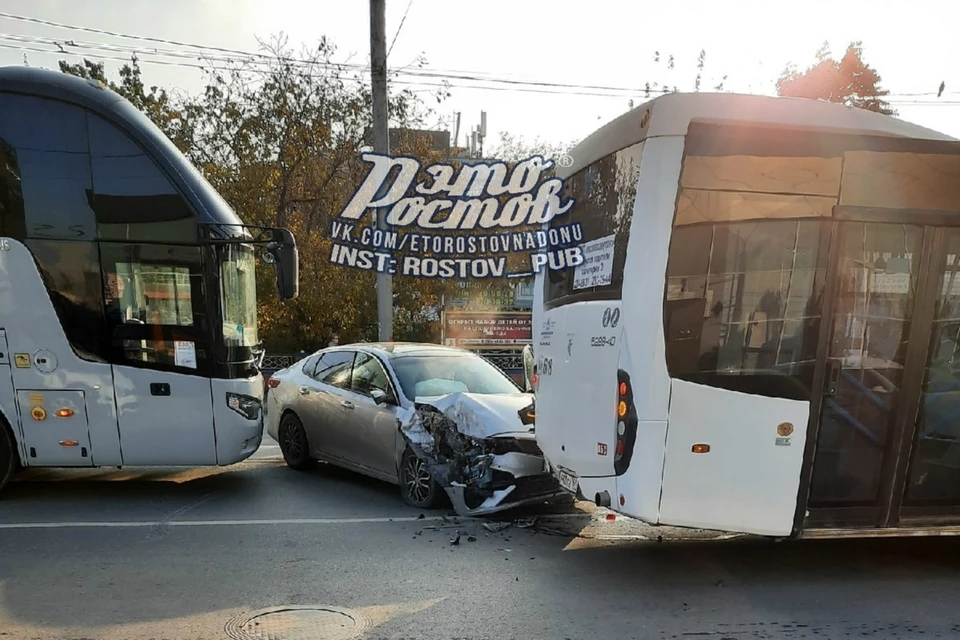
[2,0,960,151]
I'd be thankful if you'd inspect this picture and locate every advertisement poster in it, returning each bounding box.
[443,311,532,348]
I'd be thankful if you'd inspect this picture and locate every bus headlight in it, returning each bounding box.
[227,392,261,421]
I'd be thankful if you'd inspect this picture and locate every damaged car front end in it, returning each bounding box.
[397,391,565,517]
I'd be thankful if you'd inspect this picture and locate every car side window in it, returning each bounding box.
[301,354,321,377]
[350,352,393,399]
[315,350,355,389]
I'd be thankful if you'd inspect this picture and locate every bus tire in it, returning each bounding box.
[0,418,16,496]
[399,446,442,510]
[278,412,316,471]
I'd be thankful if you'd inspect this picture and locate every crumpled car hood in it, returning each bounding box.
[410,392,534,438]
[396,391,561,516]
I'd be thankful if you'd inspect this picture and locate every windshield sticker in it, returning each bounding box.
[174,341,198,369]
[328,153,585,279]
[573,234,615,290]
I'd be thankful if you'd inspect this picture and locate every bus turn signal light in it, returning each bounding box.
[692,444,711,454]
[55,408,74,418]
[614,369,638,476]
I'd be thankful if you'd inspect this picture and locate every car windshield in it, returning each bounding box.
[391,353,521,399]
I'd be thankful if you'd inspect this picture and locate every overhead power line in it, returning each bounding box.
[0,14,957,105]
[387,0,413,59]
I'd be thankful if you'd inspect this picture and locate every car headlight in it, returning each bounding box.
[227,392,261,421]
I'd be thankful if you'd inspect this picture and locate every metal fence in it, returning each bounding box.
[261,354,298,371]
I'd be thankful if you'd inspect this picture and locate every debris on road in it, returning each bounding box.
[482,521,512,533]
[450,531,461,545]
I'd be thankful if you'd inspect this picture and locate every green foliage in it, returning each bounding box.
[59,37,450,352]
[776,41,896,115]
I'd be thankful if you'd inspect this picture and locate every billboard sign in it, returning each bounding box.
[443,311,532,348]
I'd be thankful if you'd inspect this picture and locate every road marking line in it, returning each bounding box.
[0,512,592,530]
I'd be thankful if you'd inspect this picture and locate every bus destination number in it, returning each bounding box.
[539,356,553,376]
[601,307,620,328]
[590,336,616,347]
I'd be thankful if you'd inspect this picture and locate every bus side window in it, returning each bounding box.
[0,94,108,361]
[87,113,196,244]
[0,93,96,241]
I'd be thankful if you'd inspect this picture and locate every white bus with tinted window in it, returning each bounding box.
[533,92,960,539]
[0,67,298,495]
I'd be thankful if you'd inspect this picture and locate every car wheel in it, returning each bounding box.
[279,413,316,471]
[400,446,442,509]
[0,423,16,497]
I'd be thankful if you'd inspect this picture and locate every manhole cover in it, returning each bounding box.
[225,605,370,640]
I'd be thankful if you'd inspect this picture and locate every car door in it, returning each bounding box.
[309,349,357,461]
[289,353,328,454]
[344,351,402,479]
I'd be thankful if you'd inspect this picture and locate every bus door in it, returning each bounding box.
[803,200,960,530]
[100,243,218,466]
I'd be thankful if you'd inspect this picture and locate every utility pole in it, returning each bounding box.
[370,0,392,341]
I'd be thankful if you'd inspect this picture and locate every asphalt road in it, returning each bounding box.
[2,438,960,640]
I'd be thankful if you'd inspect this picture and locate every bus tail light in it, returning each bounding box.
[266,377,281,389]
[615,369,639,475]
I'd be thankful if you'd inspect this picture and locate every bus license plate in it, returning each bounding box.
[558,468,578,493]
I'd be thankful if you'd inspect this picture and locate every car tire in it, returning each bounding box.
[278,413,316,471]
[400,446,443,509]
[0,422,16,497]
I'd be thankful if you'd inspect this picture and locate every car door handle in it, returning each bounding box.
[298,386,310,395]
[341,400,355,410]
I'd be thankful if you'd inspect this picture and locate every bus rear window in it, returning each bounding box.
[544,141,644,308]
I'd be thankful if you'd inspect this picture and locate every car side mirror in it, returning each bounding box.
[370,389,390,405]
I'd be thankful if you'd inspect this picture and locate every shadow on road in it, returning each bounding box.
[2,458,403,508]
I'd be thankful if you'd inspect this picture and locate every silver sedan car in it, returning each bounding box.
[264,342,562,514]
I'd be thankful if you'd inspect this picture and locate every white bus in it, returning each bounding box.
[0,67,299,494]
[533,91,960,539]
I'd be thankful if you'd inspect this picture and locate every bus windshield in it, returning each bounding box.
[219,244,259,348]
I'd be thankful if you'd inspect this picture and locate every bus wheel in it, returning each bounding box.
[278,413,316,471]
[0,422,16,495]
[400,447,442,509]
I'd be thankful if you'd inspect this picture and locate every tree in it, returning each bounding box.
[489,132,576,163]
[776,41,896,115]
[60,36,451,352]
[58,56,190,149]
[644,48,727,100]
